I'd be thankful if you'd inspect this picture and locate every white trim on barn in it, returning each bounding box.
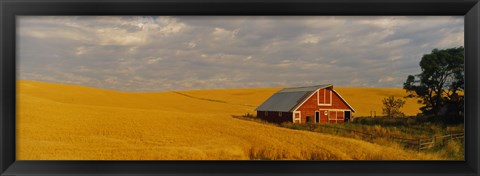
[291,89,322,112]
[329,110,337,123]
[317,89,333,106]
[293,111,301,123]
[331,89,356,112]
[319,109,349,111]
[291,87,334,112]
[320,109,349,124]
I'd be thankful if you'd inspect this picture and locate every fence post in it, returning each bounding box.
[418,139,421,151]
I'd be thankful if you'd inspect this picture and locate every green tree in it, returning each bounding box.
[403,47,464,118]
[382,96,406,118]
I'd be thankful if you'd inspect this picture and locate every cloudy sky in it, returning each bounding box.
[17,16,464,92]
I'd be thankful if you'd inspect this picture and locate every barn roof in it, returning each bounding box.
[255,84,332,112]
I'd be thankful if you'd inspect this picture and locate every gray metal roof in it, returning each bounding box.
[256,84,332,112]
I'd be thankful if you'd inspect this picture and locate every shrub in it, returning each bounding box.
[382,96,406,118]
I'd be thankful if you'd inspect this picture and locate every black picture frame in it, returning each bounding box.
[1,0,479,175]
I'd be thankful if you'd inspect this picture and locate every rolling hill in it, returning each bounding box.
[16,80,432,160]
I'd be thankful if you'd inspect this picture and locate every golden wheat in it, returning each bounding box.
[17,80,437,160]
[334,87,422,117]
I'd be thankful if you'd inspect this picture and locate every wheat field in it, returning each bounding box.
[17,80,435,160]
[334,87,421,117]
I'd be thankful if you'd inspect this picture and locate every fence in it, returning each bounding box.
[417,133,464,151]
[312,124,463,151]
[389,136,419,148]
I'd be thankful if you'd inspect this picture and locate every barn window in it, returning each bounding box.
[318,89,333,106]
[279,112,282,117]
[318,89,325,104]
[325,89,332,104]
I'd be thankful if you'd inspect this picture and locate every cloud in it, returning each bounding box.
[243,56,253,61]
[300,34,320,44]
[186,42,197,48]
[146,57,163,64]
[75,46,87,56]
[104,76,119,85]
[159,21,186,34]
[17,16,464,91]
[211,27,239,40]
[378,76,396,83]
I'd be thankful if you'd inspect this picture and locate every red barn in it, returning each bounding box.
[256,84,355,124]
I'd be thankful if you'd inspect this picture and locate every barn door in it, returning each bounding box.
[293,111,301,124]
[344,111,351,122]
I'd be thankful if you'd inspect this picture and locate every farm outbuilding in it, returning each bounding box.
[256,84,355,124]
